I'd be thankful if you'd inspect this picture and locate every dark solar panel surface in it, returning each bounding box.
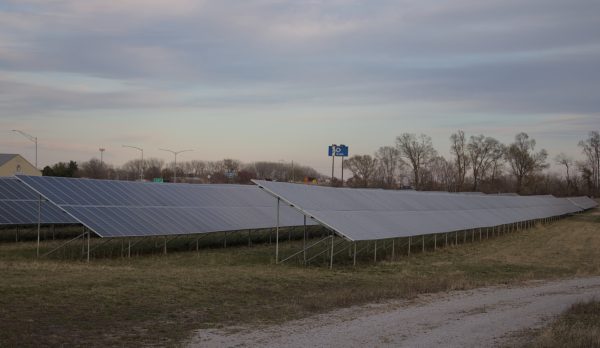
[17,176,312,237]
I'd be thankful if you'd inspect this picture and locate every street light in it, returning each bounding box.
[12,130,38,169]
[99,148,105,166]
[122,145,144,181]
[159,148,193,183]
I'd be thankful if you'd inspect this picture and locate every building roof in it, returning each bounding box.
[0,154,18,167]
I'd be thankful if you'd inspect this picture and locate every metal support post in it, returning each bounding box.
[479,228,482,241]
[422,235,425,253]
[329,235,334,269]
[164,237,167,255]
[445,232,448,247]
[353,242,357,266]
[128,239,131,258]
[275,198,280,264]
[36,195,41,258]
[87,231,90,262]
[408,236,411,255]
[303,216,307,264]
[224,231,227,248]
[392,239,395,260]
[374,240,377,262]
[434,234,437,250]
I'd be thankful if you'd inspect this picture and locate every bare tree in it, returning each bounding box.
[429,156,456,192]
[505,133,549,193]
[578,131,600,196]
[467,135,504,191]
[79,158,109,179]
[345,155,378,187]
[554,153,574,195]
[450,130,469,191]
[396,133,437,190]
[375,146,403,188]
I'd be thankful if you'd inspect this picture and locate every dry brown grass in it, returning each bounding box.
[525,300,600,348]
[0,210,599,347]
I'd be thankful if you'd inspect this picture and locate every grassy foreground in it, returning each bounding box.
[0,211,599,347]
[525,300,600,348]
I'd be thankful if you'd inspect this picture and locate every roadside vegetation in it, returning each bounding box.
[524,300,600,348]
[0,210,598,347]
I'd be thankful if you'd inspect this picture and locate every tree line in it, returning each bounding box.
[42,158,320,185]
[40,130,599,196]
[344,130,600,197]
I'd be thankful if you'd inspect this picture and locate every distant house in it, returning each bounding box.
[0,154,41,177]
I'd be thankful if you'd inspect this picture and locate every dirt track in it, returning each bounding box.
[188,276,600,348]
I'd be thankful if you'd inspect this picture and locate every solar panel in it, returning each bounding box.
[252,180,585,241]
[0,177,78,225]
[16,175,314,238]
[565,196,598,210]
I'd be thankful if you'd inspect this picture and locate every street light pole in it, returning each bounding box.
[99,148,105,166]
[12,130,38,169]
[122,145,144,181]
[159,148,193,183]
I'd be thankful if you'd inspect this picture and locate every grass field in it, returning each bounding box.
[0,210,599,347]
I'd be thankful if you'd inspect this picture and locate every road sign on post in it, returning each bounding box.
[328,145,349,157]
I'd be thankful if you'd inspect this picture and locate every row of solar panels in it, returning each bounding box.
[0,176,597,242]
[252,180,598,241]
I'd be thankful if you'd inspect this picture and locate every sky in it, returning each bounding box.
[0,0,599,176]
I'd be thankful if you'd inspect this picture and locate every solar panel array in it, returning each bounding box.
[16,175,314,238]
[253,180,592,241]
[0,177,78,226]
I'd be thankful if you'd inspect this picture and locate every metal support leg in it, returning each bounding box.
[434,234,437,250]
[353,242,357,266]
[87,231,90,262]
[445,232,448,247]
[374,240,377,263]
[275,198,280,264]
[303,216,307,265]
[224,231,227,248]
[128,239,131,258]
[422,235,425,253]
[479,228,482,241]
[164,237,167,255]
[392,239,395,260]
[408,236,411,256]
[455,231,458,245]
[37,195,41,258]
[329,235,334,269]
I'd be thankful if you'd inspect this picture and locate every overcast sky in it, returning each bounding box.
[1,0,598,175]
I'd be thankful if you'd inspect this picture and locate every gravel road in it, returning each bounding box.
[188,277,600,348]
